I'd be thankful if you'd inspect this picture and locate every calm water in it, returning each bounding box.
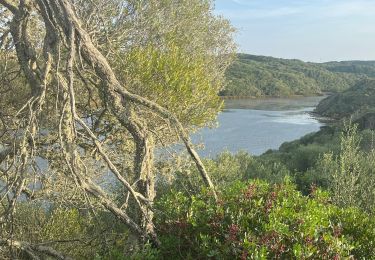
[192,96,325,157]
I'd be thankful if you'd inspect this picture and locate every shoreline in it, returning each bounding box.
[222,95,327,111]
[309,111,338,124]
[220,93,329,100]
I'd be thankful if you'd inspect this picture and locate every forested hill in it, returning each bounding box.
[322,60,375,77]
[314,79,375,128]
[223,53,373,97]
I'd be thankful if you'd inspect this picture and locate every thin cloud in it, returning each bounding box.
[217,0,375,21]
[322,1,375,17]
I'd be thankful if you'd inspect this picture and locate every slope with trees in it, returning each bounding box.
[322,60,375,77]
[315,78,375,122]
[223,53,370,97]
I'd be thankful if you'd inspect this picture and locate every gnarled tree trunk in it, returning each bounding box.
[0,0,217,254]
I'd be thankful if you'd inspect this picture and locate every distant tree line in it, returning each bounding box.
[223,53,375,97]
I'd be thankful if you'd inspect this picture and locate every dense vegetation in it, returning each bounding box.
[8,124,375,259]
[223,54,371,97]
[1,0,375,259]
[156,179,375,259]
[0,0,235,258]
[315,78,375,122]
[323,60,375,77]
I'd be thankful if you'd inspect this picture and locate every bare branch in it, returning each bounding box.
[57,0,217,198]
[0,239,73,260]
[0,0,18,14]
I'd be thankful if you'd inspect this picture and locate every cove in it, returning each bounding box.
[192,96,326,157]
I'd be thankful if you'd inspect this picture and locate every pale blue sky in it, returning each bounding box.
[214,0,375,62]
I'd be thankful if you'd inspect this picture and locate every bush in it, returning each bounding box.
[154,179,375,259]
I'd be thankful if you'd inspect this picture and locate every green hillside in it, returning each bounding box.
[223,54,370,97]
[322,60,375,77]
[314,79,375,123]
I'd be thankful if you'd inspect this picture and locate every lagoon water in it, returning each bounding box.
[192,96,325,157]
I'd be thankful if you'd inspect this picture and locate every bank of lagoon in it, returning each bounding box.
[193,96,326,157]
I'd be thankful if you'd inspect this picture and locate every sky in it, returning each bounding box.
[214,0,375,62]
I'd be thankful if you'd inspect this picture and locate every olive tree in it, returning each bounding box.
[0,0,235,258]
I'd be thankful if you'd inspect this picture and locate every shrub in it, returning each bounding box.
[154,179,375,259]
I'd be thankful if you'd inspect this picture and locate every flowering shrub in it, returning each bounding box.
[155,179,375,259]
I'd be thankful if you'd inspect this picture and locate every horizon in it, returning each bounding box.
[215,0,375,62]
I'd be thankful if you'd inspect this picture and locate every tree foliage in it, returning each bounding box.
[0,0,234,257]
[315,78,375,120]
[224,54,367,97]
[315,124,375,212]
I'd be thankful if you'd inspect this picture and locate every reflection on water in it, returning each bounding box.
[192,97,325,157]
[224,96,325,110]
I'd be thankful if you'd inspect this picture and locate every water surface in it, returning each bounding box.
[192,96,325,157]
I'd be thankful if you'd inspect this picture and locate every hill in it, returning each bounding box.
[223,54,370,97]
[314,79,375,131]
[322,60,375,77]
